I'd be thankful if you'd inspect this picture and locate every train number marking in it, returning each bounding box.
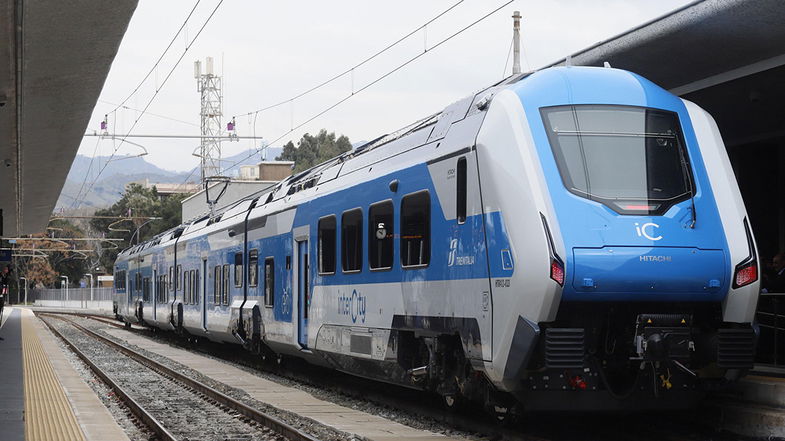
[495,279,510,288]
[635,222,662,241]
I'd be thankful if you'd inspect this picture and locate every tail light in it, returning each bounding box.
[734,261,757,288]
[550,258,565,286]
[732,218,758,289]
[541,213,565,287]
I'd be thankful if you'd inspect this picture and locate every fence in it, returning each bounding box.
[757,292,785,367]
[30,287,115,313]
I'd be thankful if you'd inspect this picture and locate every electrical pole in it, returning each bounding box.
[195,57,223,182]
[512,11,522,75]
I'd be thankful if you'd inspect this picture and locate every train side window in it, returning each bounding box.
[183,271,190,304]
[193,270,199,305]
[222,264,230,305]
[176,265,182,291]
[214,266,220,304]
[318,216,336,275]
[248,250,259,287]
[401,191,431,268]
[234,252,243,288]
[135,272,142,293]
[264,257,274,307]
[369,201,394,270]
[143,277,150,302]
[457,157,467,224]
[168,266,173,291]
[342,208,363,273]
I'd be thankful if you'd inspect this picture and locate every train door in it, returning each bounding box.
[202,258,208,331]
[297,239,309,348]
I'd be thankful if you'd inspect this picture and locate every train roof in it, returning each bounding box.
[121,70,535,257]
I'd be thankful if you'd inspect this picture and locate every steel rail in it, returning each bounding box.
[39,314,177,441]
[44,313,320,441]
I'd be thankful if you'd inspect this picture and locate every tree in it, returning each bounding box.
[277,129,352,173]
[90,184,188,272]
[13,219,87,288]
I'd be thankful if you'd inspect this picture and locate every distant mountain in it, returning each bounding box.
[57,147,286,210]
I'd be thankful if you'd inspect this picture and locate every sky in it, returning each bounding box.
[79,0,694,176]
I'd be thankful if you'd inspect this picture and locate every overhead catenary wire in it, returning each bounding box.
[108,0,202,115]
[73,0,225,209]
[232,0,466,120]
[211,0,514,181]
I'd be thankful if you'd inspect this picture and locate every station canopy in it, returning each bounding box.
[0,0,138,236]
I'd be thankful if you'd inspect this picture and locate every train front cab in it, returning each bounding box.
[476,67,760,411]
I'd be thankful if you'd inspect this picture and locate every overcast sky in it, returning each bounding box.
[79,0,693,175]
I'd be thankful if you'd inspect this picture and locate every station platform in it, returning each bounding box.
[0,307,129,441]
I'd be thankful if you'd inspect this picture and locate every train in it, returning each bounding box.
[114,65,760,415]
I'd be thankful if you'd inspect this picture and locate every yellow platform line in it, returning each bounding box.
[22,312,86,441]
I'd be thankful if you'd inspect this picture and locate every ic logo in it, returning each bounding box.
[635,222,662,241]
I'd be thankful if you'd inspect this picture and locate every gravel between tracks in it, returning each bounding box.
[43,316,295,441]
[68,316,481,441]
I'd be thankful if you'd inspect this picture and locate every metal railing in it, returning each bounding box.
[755,292,785,367]
[30,287,115,313]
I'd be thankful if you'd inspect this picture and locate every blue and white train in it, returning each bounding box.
[114,66,760,413]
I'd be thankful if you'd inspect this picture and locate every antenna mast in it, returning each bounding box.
[512,11,522,75]
[195,57,223,182]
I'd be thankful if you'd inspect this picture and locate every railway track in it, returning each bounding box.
[47,312,738,441]
[39,313,321,441]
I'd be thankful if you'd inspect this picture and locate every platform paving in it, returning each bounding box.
[0,308,25,441]
[30,310,130,441]
[104,328,463,441]
[0,308,130,441]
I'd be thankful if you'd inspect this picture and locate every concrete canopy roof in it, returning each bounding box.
[547,0,785,148]
[0,0,138,236]
[549,0,785,93]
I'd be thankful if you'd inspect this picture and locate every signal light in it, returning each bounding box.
[550,259,565,286]
[734,261,757,288]
[569,375,587,390]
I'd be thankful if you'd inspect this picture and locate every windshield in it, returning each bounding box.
[541,105,694,215]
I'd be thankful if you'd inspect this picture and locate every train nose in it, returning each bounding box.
[570,246,727,301]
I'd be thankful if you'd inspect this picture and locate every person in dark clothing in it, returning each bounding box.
[0,265,9,328]
[766,253,785,293]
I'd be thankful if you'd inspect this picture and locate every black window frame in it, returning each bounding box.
[248,249,259,287]
[400,190,431,268]
[234,252,243,288]
[264,257,274,307]
[456,156,467,224]
[369,200,394,271]
[214,265,221,305]
[222,264,230,305]
[341,208,363,273]
[318,215,337,275]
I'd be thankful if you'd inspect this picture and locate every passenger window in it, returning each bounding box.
[184,271,190,304]
[248,250,259,287]
[234,253,243,288]
[168,266,173,291]
[457,157,467,224]
[136,273,142,293]
[214,266,220,304]
[369,201,394,270]
[342,209,363,272]
[264,258,274,307]
[176,265,182,291]
[318,216,337,274]
[401,191,430,267]
[222,264,230,305]
[193,270,199,305]
[143,278,150,302]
